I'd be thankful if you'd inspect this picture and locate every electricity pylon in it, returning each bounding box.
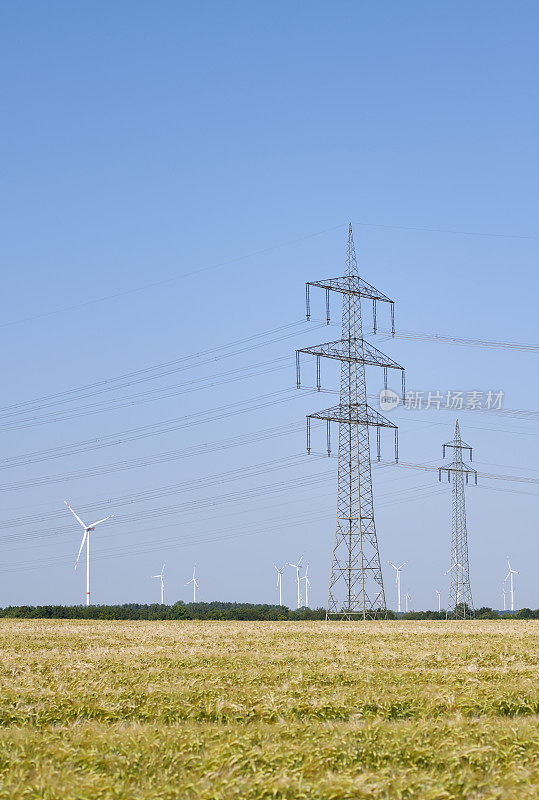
[439,420,477,619]
[296,224,405,620]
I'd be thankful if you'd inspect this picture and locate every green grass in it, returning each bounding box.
[0,620,537,798]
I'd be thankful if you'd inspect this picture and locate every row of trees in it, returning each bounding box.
[0,602,537,620]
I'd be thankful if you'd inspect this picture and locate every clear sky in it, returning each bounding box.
[1,1,537,610]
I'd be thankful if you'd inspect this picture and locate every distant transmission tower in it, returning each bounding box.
[296,224,405,620]
[439,420,477,619]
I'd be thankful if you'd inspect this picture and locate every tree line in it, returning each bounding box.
[0,602,537,620]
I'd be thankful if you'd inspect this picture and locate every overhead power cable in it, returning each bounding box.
[1,223,346,330]
[0,480,447,573]
[353,220,539,241]
[0,358,293,432]
[0,464,335,544]
[0,453,327,533]
[387,459,539,486]
[0,422,303,490]
[0,320,324,423]
[380,329,539,353]
[0,388,315,468]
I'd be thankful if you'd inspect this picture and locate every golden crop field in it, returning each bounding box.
[0,620,537,799]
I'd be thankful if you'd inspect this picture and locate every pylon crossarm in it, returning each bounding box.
[297,338,404,370]
[439,461,477,476]
[308,403,397,429]
[307,276,393,303]
[442,440,473,459]
[439,464,478,485]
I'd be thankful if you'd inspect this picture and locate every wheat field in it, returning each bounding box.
[0,619,537,799]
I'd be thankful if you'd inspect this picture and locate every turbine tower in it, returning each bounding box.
[288,555,304,609]
[388,560,407,613]
[186,566,199,602]
[297,224,405,619]
[438,420,477,619]
[152,563,166,605]
[301,564,311,608]
[274,563,286,606]
[505,558,519,612]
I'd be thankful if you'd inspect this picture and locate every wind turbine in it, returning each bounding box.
[152,563,166,604]
[505,558,519,612]
[388,560,407,613]
[64,500,115,606]
[405,593,411,613]
[274,564,286,606]
[301,564,311,608]
[435,589,441,613]
[288,555,303,609]
[186,566,199,602]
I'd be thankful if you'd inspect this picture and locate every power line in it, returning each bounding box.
[354,220,539,241]
[0,453,327,534]
[0,480,447,574]
[0,358,292,432]
[0,422,303,490]
[0,224,347,330]
[0,388,314,468]
[1,321,537,431]
[0,319,323,420]
[384,329,539,353]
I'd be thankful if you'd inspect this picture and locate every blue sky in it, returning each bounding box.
[1,1,537,610]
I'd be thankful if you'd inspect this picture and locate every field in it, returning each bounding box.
[0,620,537,799]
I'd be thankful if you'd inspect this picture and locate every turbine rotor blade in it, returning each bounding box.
[88,514,115,528]
[74,530,88,570]
[64,501,86,529]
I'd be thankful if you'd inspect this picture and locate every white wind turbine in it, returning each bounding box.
[301,564,311,608]
[186,566,199,602]
[388,560,407,613]
[288,555,303,609]
[152,563,166,604]
[274,564,286,606]
[505,558,519,612]
[64,500,115,606]
[435,589,442,613]
[405,593,412,612]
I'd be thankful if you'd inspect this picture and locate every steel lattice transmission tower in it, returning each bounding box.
[439,420,477,619]
[296,224,405,620]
